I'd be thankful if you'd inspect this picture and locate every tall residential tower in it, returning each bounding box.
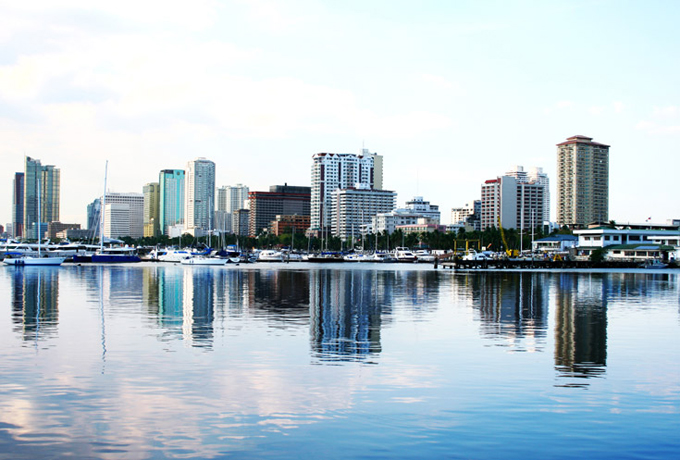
[23,157,60,239]
[310,149,383,234]
[159,169,185,236]
[184,158,215,236]
[556,135,609,228]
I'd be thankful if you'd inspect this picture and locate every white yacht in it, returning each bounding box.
[181,256,228,266]
[257,250,285,262]
[157,249,194,263]
[395,247,418,263]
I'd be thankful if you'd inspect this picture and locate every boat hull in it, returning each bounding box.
[3,257,66,266]
[91,254,141,263]
[181,258,228,266]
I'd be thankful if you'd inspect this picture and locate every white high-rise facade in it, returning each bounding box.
[507,166,550,224]
[310,149,383,233]
[217,184,249,233]
[480,176,546,231]
[331,186,396,241]
[185,158,216,236]
[103,192,144,239]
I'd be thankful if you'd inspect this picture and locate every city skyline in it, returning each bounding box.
[1,1,679,227]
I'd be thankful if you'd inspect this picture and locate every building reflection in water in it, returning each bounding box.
[145,267,440,361]
[309,270,382,363]
[10,267,60,343]
[183,267,215,347]
[248,269,311,325]
[459,272,549,352]
[307,269,444,363]
[554,274,608,387]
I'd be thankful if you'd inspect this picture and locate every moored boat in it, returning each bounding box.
[395,247,418,263]
[3,254,66,266]
[181,256,228,266]
[306,252,345,263]
[257,250,285,262]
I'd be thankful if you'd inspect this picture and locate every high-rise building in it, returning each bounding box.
[143,182,160,238]
[507,166,551,224]
[233,209,250,237]
[102,192,144,239]
[248,185,311,236]
[451,202,476,226]
[217,184,249,233]
[12,172,24,238]
[159,169,185,236]
[527,167,550,223]
[87,198,101,238]
[23,157,60,239]
[331,186,396,241]
[310,149,383,234]
[557,135,609,228]
[480,176,546,231]
[185,158,215,236]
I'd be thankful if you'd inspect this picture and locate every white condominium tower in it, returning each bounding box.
[480,176,546,231]
[185,158,216,236]
[217,184,249,233]
[556,135,609,228]
[331,186,396,240]
[506,165,550,224]
[103,192,144,239]
[310,148,383,232]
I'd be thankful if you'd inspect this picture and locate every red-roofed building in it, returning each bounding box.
[556,135,609,228]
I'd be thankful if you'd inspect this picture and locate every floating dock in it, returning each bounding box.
[439,258,643,270]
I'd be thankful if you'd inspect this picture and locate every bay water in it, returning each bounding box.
[0,263,678,459]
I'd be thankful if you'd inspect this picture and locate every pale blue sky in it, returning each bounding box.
[1,0,678,227]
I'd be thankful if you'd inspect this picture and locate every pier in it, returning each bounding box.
[439,258,643,270]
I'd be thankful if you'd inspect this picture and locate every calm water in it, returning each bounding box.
[0,263,679,459]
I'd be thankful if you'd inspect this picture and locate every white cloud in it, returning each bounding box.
[635,120,680,134]
[652,106,679,118]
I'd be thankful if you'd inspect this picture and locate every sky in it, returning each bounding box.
[1,0,679,228]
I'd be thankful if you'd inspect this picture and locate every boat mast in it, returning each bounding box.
[100,161,108,253]
[37,167,41,257]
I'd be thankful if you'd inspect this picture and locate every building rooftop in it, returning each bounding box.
[536,234,578,242]
[557,135,610,148]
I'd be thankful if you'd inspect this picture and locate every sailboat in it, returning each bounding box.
[4,167,66,266]
[90,161,140,263]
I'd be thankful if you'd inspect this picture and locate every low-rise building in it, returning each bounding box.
[572,225,680,262]
[531,234,578,253]
[396,222,447,235]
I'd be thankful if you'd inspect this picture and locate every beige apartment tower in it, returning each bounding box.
[556,135,609,228]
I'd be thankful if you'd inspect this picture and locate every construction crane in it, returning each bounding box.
[498,216,518,257]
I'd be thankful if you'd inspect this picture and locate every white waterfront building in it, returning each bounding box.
[102,192,144,239]
[311,149,383,234]
[506,165,550,224]
[481,175,546,231]
[217,184,249,233]
[373,196,441,234]
[330,186,396,241]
